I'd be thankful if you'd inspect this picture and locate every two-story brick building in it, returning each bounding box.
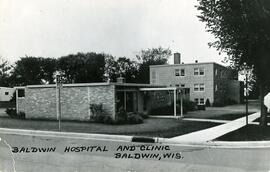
[150,53,243,105]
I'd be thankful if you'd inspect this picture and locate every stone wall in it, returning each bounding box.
[18,85,116,121]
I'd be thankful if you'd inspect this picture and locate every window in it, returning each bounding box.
[180,84,185,88]
[199,83,205,91]
[215,69,218,76]
[175,69,180,76]
[199,68,205,75]
[194,84,199,91]
[194,83,205,92]
[215,84,218,91]
[195,98,205,105]
[194,68,205,76]
[175,84,179,87]
[4,92,9,95]
[180,69,185,76]
[200,98,205,105]
[151,70,156,84]
[194,68,199,75]
[194,98,199,104]
[18,89,25,97]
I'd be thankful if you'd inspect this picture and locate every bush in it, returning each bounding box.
[116,108,127,124]
[205,99,211,107]
[212,101,225,107]
[138,112,149,119]
[149,100,197,116]
[127,112,143,124]
[90,103,108,123]
[224,98,238,105]
[103,115,114,124]
[5,108,25,119]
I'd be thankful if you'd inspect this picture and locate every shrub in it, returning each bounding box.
[17,112,26,119]
[90,103,107,122]
[224,98,238,105]
[127,113,143,124]
[116,108,127,124]
[5,108,17,118]
[138,112,149,119]
[205,99,211,107]
[149,99,197,115]
[212,101,225,107]
[5,108,25,119]
[103,115,114,124]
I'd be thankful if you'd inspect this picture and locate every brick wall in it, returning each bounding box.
[150,63,214,104]
[213,64,240,104]
[18,85,116,121]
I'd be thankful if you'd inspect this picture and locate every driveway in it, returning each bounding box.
[185,101,259,119]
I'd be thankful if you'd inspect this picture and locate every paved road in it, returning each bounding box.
[0,130,270,172]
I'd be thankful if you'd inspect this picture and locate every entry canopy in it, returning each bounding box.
[264,92,270,111]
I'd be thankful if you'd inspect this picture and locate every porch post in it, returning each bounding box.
[124,91,126,110]
[180,91,183,117]
[174,89,176,117]
[15,89,18,114]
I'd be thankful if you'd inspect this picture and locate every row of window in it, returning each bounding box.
[175,68,205,77]
[194,83,205,92]
[174,83,205,92]
[194,98,205,105]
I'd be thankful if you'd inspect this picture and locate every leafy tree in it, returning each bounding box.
[57,52,105,83]
[136,47,171,83]
[0,57,11,87]
[9,56,57,86]
[104,55,138,83]
[40,58,57,84]
[197,0,270,125]
[10,56,44,86]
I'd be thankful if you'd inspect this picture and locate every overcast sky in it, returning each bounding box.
[0,0,226,64]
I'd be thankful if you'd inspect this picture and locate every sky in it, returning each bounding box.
[0,0,226,65]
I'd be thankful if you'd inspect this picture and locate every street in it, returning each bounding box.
[0,129,270,172]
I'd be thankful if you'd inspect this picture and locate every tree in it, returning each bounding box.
[10,56,44,86]
[197,0,270,125]
[104,55,139,83]
[57,52,105,83]
[0,57,11,87]
[136,47,171,83]
[9,56,57,86]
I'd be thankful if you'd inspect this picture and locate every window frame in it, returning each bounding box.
[175,69,180,76]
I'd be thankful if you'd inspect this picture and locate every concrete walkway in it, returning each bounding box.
[183,118,230,124]
[168,112,260,143]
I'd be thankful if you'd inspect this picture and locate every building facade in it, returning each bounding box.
[0,87,15,101]
[15,82,186,120]
[150,53,243,105]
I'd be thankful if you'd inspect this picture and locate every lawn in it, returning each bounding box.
[215,124,270,141]
[0,117,219,138]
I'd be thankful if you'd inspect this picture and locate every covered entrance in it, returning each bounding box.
[139,87,185,117]
[116,90,138,112]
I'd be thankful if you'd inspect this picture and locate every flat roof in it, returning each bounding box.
[14,82,166,89]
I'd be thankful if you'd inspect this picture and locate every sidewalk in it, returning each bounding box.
[168,112,260,142]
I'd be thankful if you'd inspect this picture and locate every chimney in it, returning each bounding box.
[174,53,181,64]
[117,76,125,83]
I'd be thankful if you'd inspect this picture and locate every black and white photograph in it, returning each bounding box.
[0,0,270,171]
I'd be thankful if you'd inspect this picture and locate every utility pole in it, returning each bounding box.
[245,72,248,125]
[56,74,62,132]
